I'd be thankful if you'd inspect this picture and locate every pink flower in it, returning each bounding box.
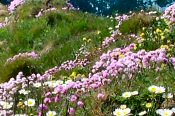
[97,93,105,100]
[77,101,84,108]
[70,95,78,102]
[68,107,75,115]
[44,97,51,104]
[54,96,60,102]
[39,104,48,110]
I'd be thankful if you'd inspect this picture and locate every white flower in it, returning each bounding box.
[44,81,58,88]
[156,17,160,21]
[131,91,138,95]
[115,25,119,29]
[156,86,165,94]
[19,89,30,95]
[123,108,131,115]
[46,111,57,116]
[24,98,35,107]
[122,92,132,98]
[148,85,158,93]
[156,109,173,116]
[52,91,57,94]
[65,80,73,84]
[120,105,127,109]
[113,108,124,116]
[55,80,63,85]
[0,101,13,109]
[148,85,165,94]
[33,82,42,88]
[171,108,175,113]
[113,107,131,116]
[81,78,88,82]
[162,93,173,99]
[108,27,113,30]
[138,111,147,116]
[15,114,27,116]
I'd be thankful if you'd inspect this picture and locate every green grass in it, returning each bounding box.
[119,13,155,34]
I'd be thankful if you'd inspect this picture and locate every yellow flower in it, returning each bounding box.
[119,54,125,58]
[97,30,101,34]
[160,45,169,50]
[161,64,166,69]
[83,37,87,41]
[165,28,170,33]
[17,102,23,108]
[156,28,162,33]
[145,103,152,108]
[70,71,76,77]
[134,44,137,50]
[141,38,145,41]
[160,33,164,36]
[140,33,145,37]
[161,35,165,40]
[87,39,91,43]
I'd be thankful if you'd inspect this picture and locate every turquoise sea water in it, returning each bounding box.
[0,0,11,5]
[69,0,175,15]
[0,0,175,15]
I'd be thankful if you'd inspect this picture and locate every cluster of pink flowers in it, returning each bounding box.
[115,14,129,27]
[163,3,175,23]
[0,22,8,29]
[62,2,78,11]
[170,57,175,69]
[92,47,167,78]
[102,35,118,48]
[35,1,79,18]
[8,0,25,13]
[6,51,39,63]
[102,14,132,48]
[35,7,57,18]
[43,58,89,78]
[0,17,9,29]
[40,45,170,115]
[51,48,168,102]
[0,41,173,115]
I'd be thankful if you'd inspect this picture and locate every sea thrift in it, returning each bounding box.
[8,0,25,13]
[163,3,175,23]
[68,107,75,115]
[6,51,39,63]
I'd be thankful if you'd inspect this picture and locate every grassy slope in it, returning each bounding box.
[0,0,113,82]
[0,1,175,115]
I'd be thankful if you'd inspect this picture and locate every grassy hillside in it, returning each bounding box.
[0,0,175,116]
[0,0,113,82]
